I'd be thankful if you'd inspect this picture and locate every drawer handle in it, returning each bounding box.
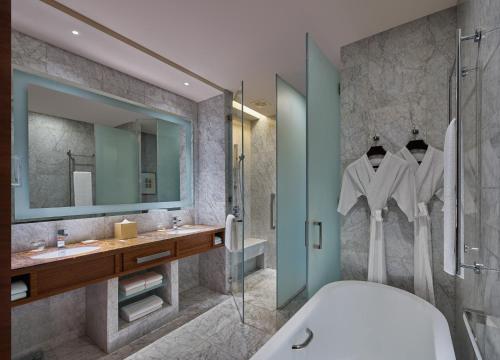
[136,250,171,264]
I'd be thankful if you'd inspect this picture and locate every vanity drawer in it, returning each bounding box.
[122,241,176,271]
[36,255,116,295]
[177,233,213,258]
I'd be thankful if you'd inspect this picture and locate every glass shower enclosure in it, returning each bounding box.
[229,82,246,320]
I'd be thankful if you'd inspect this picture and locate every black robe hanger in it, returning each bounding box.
[366,135,386,169]
[406,128,428,164]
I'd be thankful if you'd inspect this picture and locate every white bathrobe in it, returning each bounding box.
[338,152,416,284]
[397,146,444,305]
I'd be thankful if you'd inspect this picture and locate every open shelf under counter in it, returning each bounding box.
[118,278,168,303]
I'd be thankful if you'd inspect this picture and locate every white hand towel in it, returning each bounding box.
[443,119,457,276]
[73,171,93,206]
[142,271,163,287]
[225,214,235,252]
[120,295,163,322]
[11,281,27,295]
[11,292,27,302]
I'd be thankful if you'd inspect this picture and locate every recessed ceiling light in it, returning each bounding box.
[183,82,190,86]
[72,30,79,35]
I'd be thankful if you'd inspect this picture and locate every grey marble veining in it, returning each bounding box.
[11,288,86,359]
[196,94,231,294]
[179,255,200,293]
[340,6,457,336]
[249,117,276,269]
[28,112,95,209]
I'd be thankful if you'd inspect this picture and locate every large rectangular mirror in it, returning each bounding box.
[13,69,192,220]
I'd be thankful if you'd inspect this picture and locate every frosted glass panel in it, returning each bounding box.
[95,124,139,205]
[157,120,181,201]
[276,75,307,307]
[306,34,341,297]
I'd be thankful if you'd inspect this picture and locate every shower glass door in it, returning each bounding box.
[230,81,245,320]
[306,34,341,297]
[276,75,307,307]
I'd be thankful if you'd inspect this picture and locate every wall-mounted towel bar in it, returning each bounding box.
[461,262,500,274]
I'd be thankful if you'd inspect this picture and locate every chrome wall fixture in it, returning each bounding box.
[454,27,500,275]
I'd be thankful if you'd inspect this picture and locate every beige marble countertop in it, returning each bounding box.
[12,224,224,271]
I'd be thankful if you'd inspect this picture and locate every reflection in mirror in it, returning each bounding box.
[27,84,183,209]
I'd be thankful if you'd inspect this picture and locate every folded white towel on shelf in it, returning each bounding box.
[119,277,146,296]
[142,271,163,287]
[120,295,163,322]
[11,291,27,302]
[11,281,27,295]
[119,271,164,296]
[443,119,458,276]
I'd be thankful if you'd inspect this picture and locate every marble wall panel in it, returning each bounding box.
[11,288,86,359]
[28,112,95,208]
[340,6,457,336]
[249,116,277,269]
[196,93,231,293]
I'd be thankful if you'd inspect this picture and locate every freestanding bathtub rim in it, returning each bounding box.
[251,280,456,360]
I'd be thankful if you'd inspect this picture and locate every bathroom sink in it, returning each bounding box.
[166,227,202,235]
[30,246,99,260]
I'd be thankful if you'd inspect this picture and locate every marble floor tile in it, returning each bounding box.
[38,271,285,360]
[179,285,229,311]
[44,336,106,360]
[206,320,271,360]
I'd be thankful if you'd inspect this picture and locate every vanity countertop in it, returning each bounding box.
[12,224,225,271]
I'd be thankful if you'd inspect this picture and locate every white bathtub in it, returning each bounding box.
[252,281,455,360]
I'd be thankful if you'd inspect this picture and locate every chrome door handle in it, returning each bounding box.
[313,221,322,249]
[270,193,276,229]
[292,328,313,350]
[136,250,171,264]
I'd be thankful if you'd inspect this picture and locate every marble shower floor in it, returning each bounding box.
[41,269,306,360]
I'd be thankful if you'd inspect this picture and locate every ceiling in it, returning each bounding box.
[13,0,456,116]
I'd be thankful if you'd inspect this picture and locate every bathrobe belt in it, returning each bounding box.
[368,208,387,284]
[415,201,436,305]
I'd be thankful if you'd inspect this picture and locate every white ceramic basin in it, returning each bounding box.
[166,228,201,235]
[30,246,99,260]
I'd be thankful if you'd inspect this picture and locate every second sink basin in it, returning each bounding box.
[166,227,203,235]
[30,246,99,260]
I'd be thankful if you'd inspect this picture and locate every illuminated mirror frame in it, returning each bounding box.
[12,68,193,221]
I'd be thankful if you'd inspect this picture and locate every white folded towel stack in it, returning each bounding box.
[119,271,164,296]
[11,281,28,301]
[120,295,163,322]
[143,271,163,288]
[119,276,146,297]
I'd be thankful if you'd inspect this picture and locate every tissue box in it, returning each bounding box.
[114,219,138,239]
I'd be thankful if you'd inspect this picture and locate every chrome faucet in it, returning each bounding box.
[172,216,181,230]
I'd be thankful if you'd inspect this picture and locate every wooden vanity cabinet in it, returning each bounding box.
[11,226,225,307]
[122,240,176,272]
